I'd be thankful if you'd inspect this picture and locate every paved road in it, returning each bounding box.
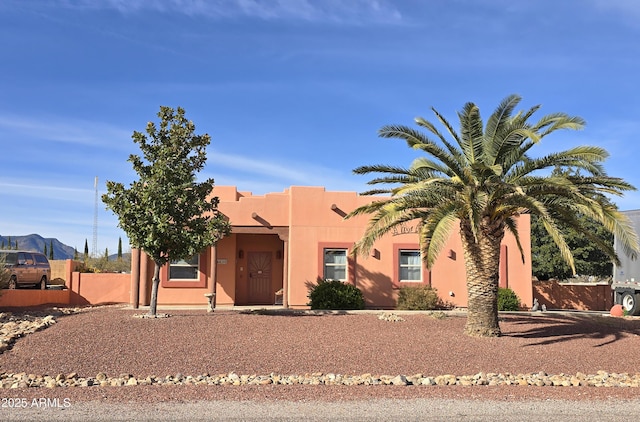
[2,398,638,421]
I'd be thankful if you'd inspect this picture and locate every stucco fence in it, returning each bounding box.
[0,259,130,308]
[0,260,616,311]
[531,279,613,311]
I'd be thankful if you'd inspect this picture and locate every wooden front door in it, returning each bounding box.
[247,252,272,304]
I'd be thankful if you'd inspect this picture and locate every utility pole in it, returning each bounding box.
[92,176,98,258]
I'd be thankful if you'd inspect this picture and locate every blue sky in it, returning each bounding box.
[1,0,639,255]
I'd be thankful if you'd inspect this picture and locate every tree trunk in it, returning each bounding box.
[460,219,504,337]
[149,261,161,316]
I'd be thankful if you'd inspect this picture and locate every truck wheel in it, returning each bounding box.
[40,276,47,290]
[8,276,16,289]
[621,292,640,316]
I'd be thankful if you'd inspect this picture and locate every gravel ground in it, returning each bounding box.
[2,305,640,407]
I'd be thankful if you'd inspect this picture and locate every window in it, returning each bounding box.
[399,250,421,282]
[18,252,33,265]
[323,248,347,281]
[161,251,207,288]
[34,254,49,264]
[169,255,199,280]
[392,243,429,288]
[318,243,355,285]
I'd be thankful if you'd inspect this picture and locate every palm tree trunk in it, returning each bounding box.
[460,219,504,337]
[149,261,161,316]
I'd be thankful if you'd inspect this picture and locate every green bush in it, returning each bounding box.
[397,285,442,310]
[0,255,9,291]
[498,287,521,311]
[307,278,365,310]
[76,255,131,274]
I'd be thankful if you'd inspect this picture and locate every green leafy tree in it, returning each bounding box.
[103,106,231,316]
[49,240,54,260]
[43,244,47,257]
[531,201,614,280]
[84,239,89,262]
[74,247,79,260]
[348,94,639,337]
[117,237,123,260]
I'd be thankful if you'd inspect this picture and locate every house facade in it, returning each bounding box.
[129,186,533,309]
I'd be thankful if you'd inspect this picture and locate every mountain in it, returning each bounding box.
[0,234,76,260]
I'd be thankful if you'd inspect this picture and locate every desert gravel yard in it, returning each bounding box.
[2,305,640,405]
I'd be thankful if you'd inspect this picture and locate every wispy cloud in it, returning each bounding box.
[209,150,323,183]
[206,150,367,194]
[588,0,640,25]
[58,0,403,24]
[0,114,131,149]
[0,179,95,204]
[0,178,125,249]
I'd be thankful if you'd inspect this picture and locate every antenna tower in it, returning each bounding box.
[92,176,98,257]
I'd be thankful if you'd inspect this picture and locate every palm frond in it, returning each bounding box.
[575,204,640,262]
[414,116,464,163]
[350,200,427,257]
[431,107,463,147]
[531,204,576,274]
[421,208,458,268]
[534,113,586,137]
[503,215,525,263]
[458,102,484,163]
[409,157,454,177]
[353,164,411,176]
[358,188,393,196]
[484,94,521,152]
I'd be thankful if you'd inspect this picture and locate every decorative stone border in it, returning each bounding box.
[1,371,639,388]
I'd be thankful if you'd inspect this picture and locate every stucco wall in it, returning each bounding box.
[68,272,130,305]
[0,290,70,307]
[532,279,613,311]
[130,186,534,310]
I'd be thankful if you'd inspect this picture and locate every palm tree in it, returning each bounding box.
[348,94,639,337]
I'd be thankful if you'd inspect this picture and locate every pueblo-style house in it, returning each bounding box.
[129,186,533,309]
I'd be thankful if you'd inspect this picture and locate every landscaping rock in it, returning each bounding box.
[3,307,640,390]
[0,370,640,388]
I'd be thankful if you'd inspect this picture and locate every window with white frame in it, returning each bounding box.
[169,254,199,280]
[399,249,421,282]
[323,248,347,281]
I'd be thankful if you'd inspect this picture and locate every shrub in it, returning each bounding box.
[498,287,521,311]
[76,255,131,274]
[307,278,365,310]
[0,255,9,291]
[396,285,442,310]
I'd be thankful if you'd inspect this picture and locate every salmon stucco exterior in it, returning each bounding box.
[129,186,533,309]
